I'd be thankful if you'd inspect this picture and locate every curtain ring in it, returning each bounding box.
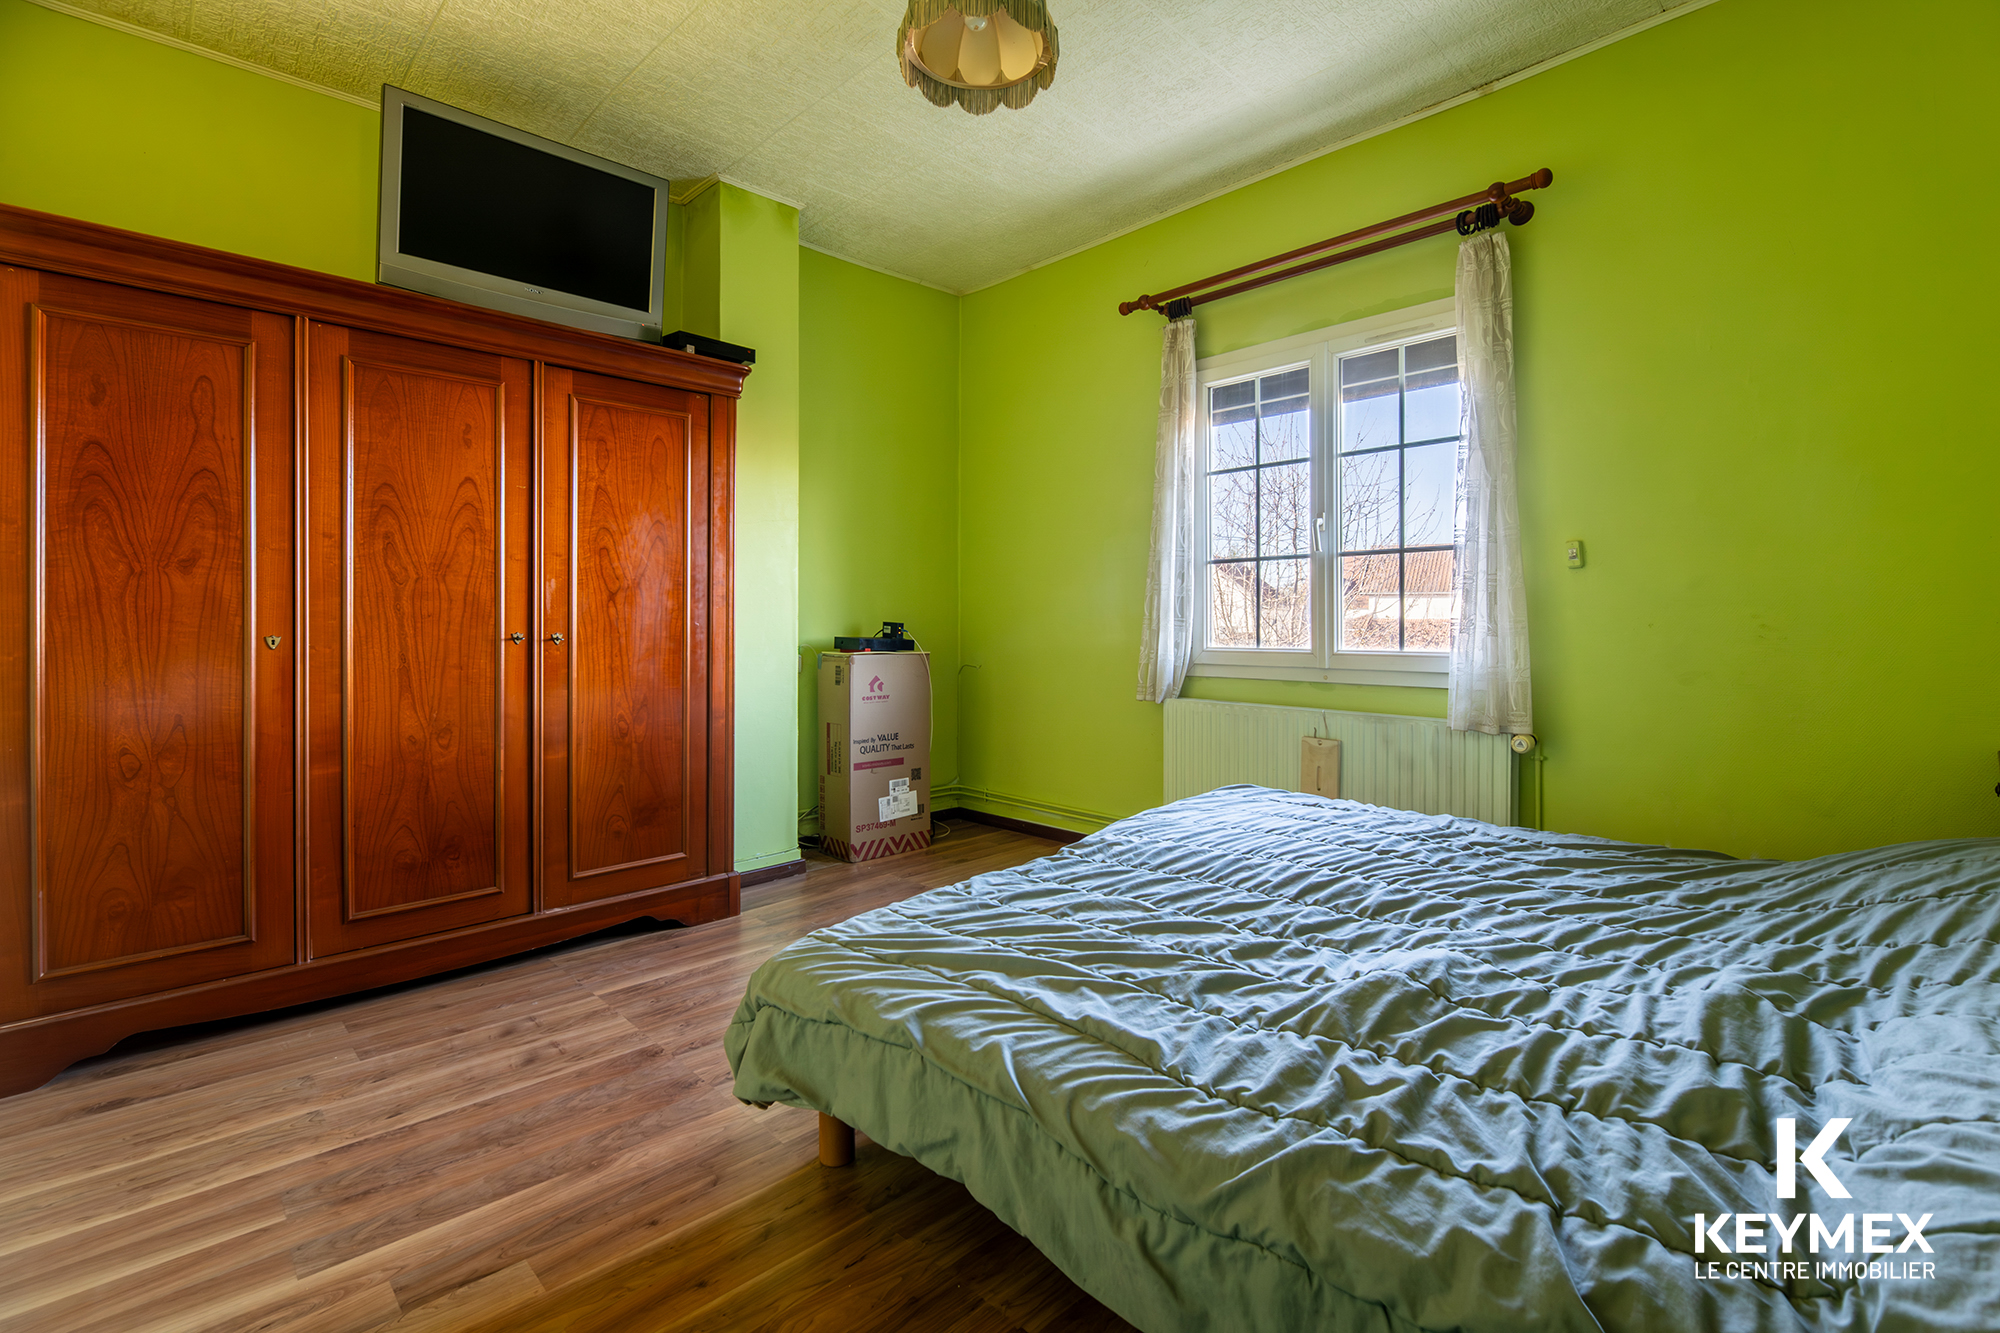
[1455,203,1503,236]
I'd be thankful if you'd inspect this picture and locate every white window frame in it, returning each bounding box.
[1189,298,1457,689]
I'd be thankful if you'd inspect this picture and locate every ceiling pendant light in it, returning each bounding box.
[897,2,1059,115]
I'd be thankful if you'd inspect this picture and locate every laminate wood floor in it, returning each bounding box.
[0,820,1138,1333]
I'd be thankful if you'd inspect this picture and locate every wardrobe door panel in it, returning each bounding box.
[0,269,296,1021]
[307,324,532,956]
[541,367,709,908]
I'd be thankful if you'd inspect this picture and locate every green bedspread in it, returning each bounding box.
[725,787,2000,1332]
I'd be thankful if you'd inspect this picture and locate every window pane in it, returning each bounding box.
[1260,559,1310,649]
[1403,549,1456,651]
[1211,379,1255,421]
[1339,553,1400,651]
[1339,385,1398,453]
[1338,451,1398,551]
[1211,416,1256,471]
[1258,462,1311,557]
[1404,334,1456,378]
[1208,562,1256,647]
[1339,347,1398,389]
[1402,442,1457,548]
[1210,469,1256,558]
[1258,398,1309,461]
[1404,375,1461,443]
[1259,366,1309,401]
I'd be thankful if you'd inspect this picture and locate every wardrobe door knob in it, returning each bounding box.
[548,632,566,646]
[509,632,525,644]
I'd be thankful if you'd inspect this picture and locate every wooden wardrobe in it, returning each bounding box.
[0,205,743,1097]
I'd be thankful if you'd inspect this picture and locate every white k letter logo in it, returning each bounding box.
[1775,1117,1852,1200]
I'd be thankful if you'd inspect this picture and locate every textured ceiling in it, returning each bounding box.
[43,0,1691,291]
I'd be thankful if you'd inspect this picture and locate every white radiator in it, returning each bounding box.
[1163,699,1516,826]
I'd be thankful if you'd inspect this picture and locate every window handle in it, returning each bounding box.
[1314,513,1326,553]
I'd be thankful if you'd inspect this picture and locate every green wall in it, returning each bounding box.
[958,0,2000,859]
[0,0,378,279]
[0,0,803,873]
[797,249,961,834]
[680,183,804,871]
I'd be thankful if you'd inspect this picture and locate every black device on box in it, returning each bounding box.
[660,330,756,365]
[835,621,916,652]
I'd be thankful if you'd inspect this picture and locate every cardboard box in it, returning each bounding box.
[818,651,931,862]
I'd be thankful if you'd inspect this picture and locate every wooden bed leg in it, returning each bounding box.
[818,1112,855,1167]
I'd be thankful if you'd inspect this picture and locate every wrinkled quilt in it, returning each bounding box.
[726,787,2000,1332]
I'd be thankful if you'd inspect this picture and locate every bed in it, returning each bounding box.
[725,785,2000,1332]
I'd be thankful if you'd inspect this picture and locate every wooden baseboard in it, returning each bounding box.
[739,858,807,888]
[935,808,1085,846]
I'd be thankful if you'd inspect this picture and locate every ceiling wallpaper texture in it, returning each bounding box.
[38,0,1691,290]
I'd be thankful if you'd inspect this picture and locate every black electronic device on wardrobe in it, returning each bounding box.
[660,329,756,365]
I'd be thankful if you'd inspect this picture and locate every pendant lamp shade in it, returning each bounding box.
[897,1,1059,114]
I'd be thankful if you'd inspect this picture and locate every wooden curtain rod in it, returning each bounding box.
[1118,168,1553,316]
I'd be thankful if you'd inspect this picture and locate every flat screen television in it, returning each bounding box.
[377,86,670,340]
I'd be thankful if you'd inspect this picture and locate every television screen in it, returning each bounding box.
[378,87,668,340]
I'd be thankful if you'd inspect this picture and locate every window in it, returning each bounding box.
[1192,300,1462,687]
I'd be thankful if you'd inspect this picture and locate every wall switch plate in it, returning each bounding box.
[1564,538,1585,568]
[1301,736,1341,798]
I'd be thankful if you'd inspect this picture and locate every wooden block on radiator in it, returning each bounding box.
[1301,737,1341,798]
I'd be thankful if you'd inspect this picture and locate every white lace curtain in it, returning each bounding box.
[1449,232,1533,735]
[1137,316,1198,703]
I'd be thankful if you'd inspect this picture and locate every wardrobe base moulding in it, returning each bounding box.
[0,871,740,1098]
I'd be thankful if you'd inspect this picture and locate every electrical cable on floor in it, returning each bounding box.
[928,768,978,842]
